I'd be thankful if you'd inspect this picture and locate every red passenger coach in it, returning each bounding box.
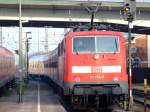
[0,47,16,87]
[48,30,128,109]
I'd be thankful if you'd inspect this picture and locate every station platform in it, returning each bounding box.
[0,80,66,112]
[132,84,150,91]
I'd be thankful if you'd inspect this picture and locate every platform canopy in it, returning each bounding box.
[0,0,150,34]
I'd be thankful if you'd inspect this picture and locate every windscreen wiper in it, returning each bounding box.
[114,38,118,54]
[74,47,79,55]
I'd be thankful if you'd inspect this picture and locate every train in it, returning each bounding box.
[29,54,48,77]
[126,34,147,68]
[0,47,16,88]
[126,34,150,83]
[29,30,128,110]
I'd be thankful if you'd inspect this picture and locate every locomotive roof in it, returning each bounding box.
[29,54,50,61]
[65,31,124,40]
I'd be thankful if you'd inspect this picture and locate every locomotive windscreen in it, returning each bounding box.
[73,36,119,53]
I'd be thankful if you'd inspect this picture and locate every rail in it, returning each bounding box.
[133,89,150,107]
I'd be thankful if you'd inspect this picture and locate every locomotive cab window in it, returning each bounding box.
[73,36,119,53]
[96,36,119,53]
[73,37,95,53]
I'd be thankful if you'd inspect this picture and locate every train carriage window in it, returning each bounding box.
[48,61,50,68]
[44,63,46,68]
[1,57,3,69]
[3,57,5,68]
[7,57,9,68]
[63,40,66,53]
[31,61,33,68]
[1,58,3,69]
[58,44,61,56]
[5,58,7,68]
[37,62,38,68]
[8,57,10,68]
[60,41,63,55]
[3,57,6,68]
[0,57,1,69]
[5,57,7,68]
[35,62,37,68]
[33,62,35,68]
[6,58,8,69]
[9,57,12,68]
[4,57,6,68]
[34,62,36,68]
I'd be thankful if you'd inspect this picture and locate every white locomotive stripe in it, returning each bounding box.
[102,66,121,73]
[72,66,92,73]
[72,66,121,73]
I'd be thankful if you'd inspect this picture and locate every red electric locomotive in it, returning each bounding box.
[47,30,128,109]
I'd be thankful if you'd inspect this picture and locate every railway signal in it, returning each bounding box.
[123,0,136,111]
[123,0,136,21]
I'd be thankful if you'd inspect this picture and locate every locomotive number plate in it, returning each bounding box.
[92,66,102,73]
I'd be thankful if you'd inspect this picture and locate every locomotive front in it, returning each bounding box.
[64,31,128,109]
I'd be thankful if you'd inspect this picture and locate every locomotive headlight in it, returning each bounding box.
[94,54,99,60]
[74,77,80,82]
[113,77,119,82]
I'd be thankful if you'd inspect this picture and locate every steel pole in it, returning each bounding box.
[38,28,39,52]
[0,27,2,46]
[128,21,134,110]
[19,0,23,103]
[25,33,28,82]
[25,33,27,78]
[27,39,29,81]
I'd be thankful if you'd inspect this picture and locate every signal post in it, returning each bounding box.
[123,0,136,111]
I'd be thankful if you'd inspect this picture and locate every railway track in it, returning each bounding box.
[133,89,150,107]
[59,94,126,112]
[30,76,128,112]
